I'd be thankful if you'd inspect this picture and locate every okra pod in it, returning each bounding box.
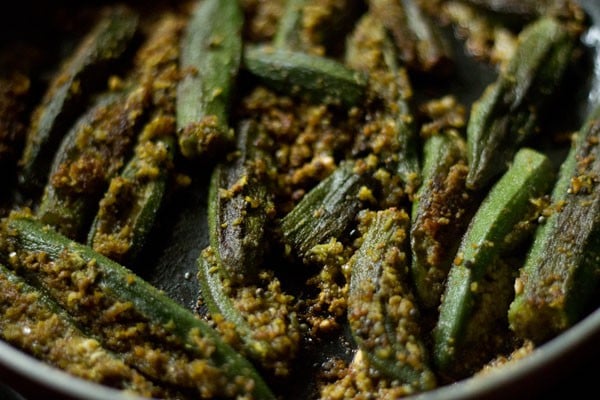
[243,44,368,108]
[347,208,437,391]
[0,263,172,398]
[207,120,274,284]
[345,13,421,193]
[508,107,600,343]
[19,6,139,192]
[197,247,300,376]
[37,13,183,241]
[36,89,147,241]
[88,15,183,264]
[280,160,372,262]
[1,215,275,400]
[176,0,243,159]
[466,16,575,190]
[433,148,554,371]
[410,131,472,309]
[87,116,176,264]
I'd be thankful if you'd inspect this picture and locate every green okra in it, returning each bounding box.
[87,116,176,264]
[208,120,274,284]
[508,107,600,343]
[0,263,173,398]
[19,6,139,193]
[280,160,371,262]
[345,13,421,193]
[176,0,243,159]
[0,215,276,400]
[347,208,437,392]
[243,44,368,108]
[433,148,554,371]
[410,131,472,310]
[466,16,575,190]
[197,247,300,376]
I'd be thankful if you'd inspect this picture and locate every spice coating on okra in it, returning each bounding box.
[0,264,172,398]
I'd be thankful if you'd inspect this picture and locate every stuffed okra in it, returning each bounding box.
[508,106,600,343]
[433,148,554,372]
[19,6,139,193]
[0,214,275,400]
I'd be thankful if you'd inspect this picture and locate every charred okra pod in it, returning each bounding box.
[207,120,274,284]
[176,0,243,159]
[87,116,176,264]
[19,6,139,192]
[508,107,600,343]
[243,45,368,108]
[345,13,421,193]
[197,247,300,376]
[280,161,372,262]
[433,148,554,371]
[37,13,183,241]
[347,208,437,392]
[88,15,183,263]
[0,263,172,398]
[410,130,471,310]
[36,91,147,240]
[0,215,276,400]
[466,16,575,190]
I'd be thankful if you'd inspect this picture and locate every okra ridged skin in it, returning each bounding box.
[347,208,437,392]
[433,148,554,371]
[508,109,600,343]
[0,263,173,398]
[197,247,300,376]
[410,131,471,310]
[280,160,371,262]
[19,6,139,193]
[176,0,243,159]
[87,118,176,264]
[243,45,368,108]
[207,120,274,284]
[0,215,275,400]
[36,89,147,241]
[466,16,575,190]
